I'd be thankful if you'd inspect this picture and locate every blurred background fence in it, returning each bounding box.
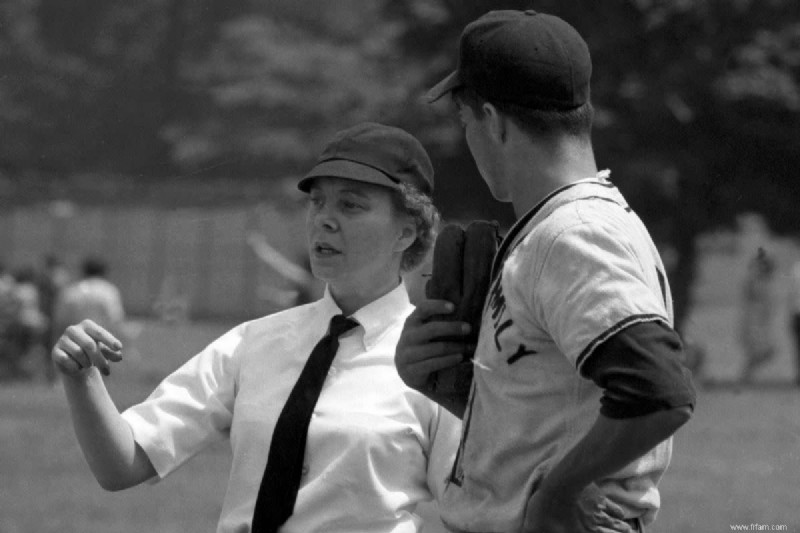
[0,195,314,320]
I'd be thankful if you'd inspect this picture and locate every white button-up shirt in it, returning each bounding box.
[122,284,461,533]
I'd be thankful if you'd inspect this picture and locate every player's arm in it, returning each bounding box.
[524,321,696,532]
[53,320,157,491]
[395,299,472,418]
[525,409,691,533]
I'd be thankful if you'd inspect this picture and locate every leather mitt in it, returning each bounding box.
[425,220,500,400]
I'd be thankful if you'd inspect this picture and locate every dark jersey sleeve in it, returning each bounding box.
[580,321,696,419]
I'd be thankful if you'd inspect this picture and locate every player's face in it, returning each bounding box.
[457,100,510,202]
[305,177,414,304]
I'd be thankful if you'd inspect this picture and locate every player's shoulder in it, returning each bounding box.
[519,201,596,256]
[515,205,636,274]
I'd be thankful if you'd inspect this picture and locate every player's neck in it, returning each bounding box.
[508,137,597,218]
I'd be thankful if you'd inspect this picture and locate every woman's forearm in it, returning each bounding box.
[62,368,156,491]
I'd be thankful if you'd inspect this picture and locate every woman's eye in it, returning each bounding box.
[341,200,363,210]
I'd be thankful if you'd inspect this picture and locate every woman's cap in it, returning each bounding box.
[426,10,592,110]
[298,122,434,195]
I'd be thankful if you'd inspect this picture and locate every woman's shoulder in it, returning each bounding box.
[238,300,326,337]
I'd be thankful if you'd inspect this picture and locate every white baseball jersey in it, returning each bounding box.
[439,174,674,532]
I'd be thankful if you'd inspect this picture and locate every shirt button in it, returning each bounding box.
[327,366,338,377]
[301,465,310,476]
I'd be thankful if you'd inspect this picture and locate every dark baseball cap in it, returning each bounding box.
[297,122,434,195]
[426,10,591,110]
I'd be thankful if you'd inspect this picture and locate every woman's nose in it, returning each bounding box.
[312,206,338,232]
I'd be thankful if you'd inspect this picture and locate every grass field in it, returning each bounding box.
[3,248,800,532]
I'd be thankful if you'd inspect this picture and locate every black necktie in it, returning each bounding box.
[251,314,358,533]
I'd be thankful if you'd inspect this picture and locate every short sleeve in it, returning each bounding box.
[534,222,669,370]
[425,405,462,501]
[121,324,244,479]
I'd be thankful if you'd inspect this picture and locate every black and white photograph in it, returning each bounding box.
[1,1,798,532]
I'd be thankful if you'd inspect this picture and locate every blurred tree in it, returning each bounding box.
[1,0,798,330]
[166,1,401,177]
[0,0,249,176]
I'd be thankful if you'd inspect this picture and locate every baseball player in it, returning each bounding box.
[395,10,696,533]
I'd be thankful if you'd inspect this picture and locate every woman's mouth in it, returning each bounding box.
[314,243,341,256]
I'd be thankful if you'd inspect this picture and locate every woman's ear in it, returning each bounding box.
[394,222,417,253]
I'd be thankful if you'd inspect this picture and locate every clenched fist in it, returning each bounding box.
[52,319,124,377]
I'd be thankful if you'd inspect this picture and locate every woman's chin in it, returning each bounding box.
[309,257,340,279]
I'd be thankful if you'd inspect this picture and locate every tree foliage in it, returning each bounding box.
[1,0,798,326]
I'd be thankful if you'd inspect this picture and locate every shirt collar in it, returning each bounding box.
[321,283,412,350]
[491,170,617,280]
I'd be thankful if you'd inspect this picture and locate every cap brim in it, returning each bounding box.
[425,70,463,103]
[297,159,399,192]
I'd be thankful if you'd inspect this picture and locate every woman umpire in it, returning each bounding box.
[51,122,462,533]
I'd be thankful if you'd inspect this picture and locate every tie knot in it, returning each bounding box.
[329,314,358,338]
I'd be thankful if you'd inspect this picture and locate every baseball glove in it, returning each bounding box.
[425,220,500,400]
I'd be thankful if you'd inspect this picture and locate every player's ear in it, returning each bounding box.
[483,102,507,144]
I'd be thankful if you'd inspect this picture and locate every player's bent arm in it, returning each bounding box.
[543,321,696,493]
[62,369,157,491]
[524,322,696,530]
[534,406,692,501]
[522,407,691,532]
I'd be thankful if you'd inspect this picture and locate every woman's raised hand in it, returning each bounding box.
[52,319,124,377]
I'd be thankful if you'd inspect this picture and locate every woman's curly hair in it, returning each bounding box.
[391,182,440,272]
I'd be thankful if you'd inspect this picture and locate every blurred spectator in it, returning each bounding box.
[789,257,800,386]
[0,263,17,322]
[36,254,72,382]
[679,336,707,384]
[0,263,22,379]
[152,275,190,323]
[0,266,48,381]
[739,247,778,383]
[54,257,126,342]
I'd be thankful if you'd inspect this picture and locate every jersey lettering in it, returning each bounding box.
[488,276,511,351]
[507,344,538,364]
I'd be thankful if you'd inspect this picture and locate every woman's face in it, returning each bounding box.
[305,177,415,304]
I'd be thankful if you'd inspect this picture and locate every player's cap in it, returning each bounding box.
[298,122,434,195]
[426,10,592,110]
